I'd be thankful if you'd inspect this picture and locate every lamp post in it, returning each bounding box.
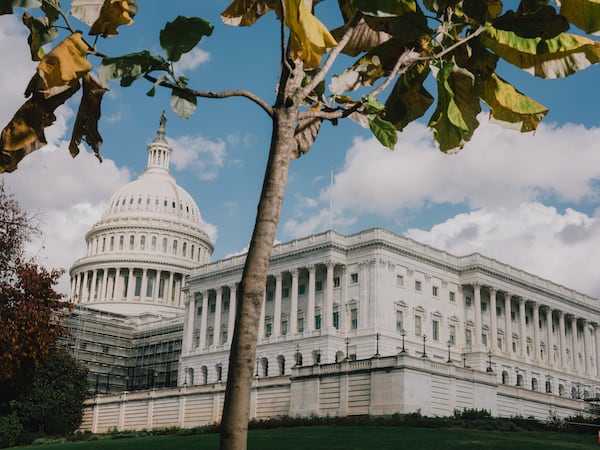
[345,337,350,360]
[515,367,520,386]
[446,340,452,363]
[374,332,380,358]
[295,343,301,366]
[255,358,260,377]
[462,353,467,368]
[486,350,493,372]
[421,334,427,358]
[316,349,321,365]
[400,329,406,353]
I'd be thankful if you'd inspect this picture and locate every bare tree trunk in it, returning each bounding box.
[219,60,303,449]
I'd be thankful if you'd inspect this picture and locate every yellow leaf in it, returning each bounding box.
[221,0,278,26]
[70,74,107,162]
[89,0,134,37]
[285,0,337,68]
[33,32,91,98]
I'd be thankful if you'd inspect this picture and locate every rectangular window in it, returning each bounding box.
[415,280,422,291]
[209,301,216,313]
[415,315,422,336]
[315,314,321,330]
[511,311,516,321]
[298,284,306,295]
[266,290,274,302]
[350,308,358,330]
[282,287,290,298]
[281,320,288,335]
[333,311,339,329]
[496,306,501,316]
[396,310,404,332]
[265,323,272,337]
[197,306,202,316]
[466,329,472,347]
[222,331,228,344]
[333,276,340,288]
[397,275,404,286]
[298,317,304,333]
[432,286,439,297]
[350,273,358,284]
[432,320,439,341]
[315,280,323,291]
[146,275,154,297]
[208,332,214,346]
[482,302,487,312]
[449,291,455,302]
[223,300,230,311]
[465,296,472,307]
[482,333,487,346]
[525,316,529,325]
[449,325,456,345]
[158,277,165,298]
[134,275,142,296]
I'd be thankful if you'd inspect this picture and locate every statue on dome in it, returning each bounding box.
[159,110,167,129]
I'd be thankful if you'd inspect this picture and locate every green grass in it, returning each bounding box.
[18,426,600,450]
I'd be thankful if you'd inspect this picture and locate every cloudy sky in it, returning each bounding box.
[1,3,600,299]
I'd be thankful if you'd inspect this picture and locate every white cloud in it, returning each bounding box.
[169,135,226,180]
[173,47,211,73]
[405,203,600,298]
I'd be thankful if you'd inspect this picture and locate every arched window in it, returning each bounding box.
[277,355,285,375]
[172,239,178,255]
[140,235,146,251]
[109,236,114,251]
[151,236,157,251]
[545,380,552,393]
[119,235,124,250]
[162,238,167,252]
[531,377,538,392]
[182,242,187,257]
[501,371,508,385]
[129,235,134,250]
[201,366,208,384]
[216,363,223,382]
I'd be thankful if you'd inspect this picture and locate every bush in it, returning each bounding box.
[0,414,23,448]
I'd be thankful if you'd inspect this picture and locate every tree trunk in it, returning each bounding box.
[219,62,303,450]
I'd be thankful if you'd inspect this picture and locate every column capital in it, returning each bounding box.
[488,286,496,295]
[504,291,512,300]
[228,282,238,290]
[273,272,282,282]
[472,281,481,288]
[289,268,299,277]
[307,264,315,273]
[325,260,336,269]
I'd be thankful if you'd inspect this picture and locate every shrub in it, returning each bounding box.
[0,414,23,448]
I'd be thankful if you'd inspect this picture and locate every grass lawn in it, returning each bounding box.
[19,426,599,450]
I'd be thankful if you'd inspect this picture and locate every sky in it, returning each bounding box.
[1,2,600,300]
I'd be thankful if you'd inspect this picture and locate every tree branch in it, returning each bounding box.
[144,74,274,117]
[299,12,362,99]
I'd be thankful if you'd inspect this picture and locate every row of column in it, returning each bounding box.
[470,284,600,376]
[71,267,183,306]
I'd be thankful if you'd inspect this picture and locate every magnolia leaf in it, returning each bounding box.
[292,117,321,158]
[423,0,460,14]
[330,54,385,94]
[27,32,91,99]
[368,115,397,149]
[447,67,480,141]
[331,18,392,57]
[493,6,569,39]
[170,89,197,119]
[560,0,600,35]
[89,0,135,37]
[0,80,80,173]
[462,0,503,22]
[40,0,60,23]
[480,73,548,132]
[384,62,433,131]
[286,0,337,69]
[364,10,430,42]
[482,26,600,78]
[22,12,59,61]
[69,74,106,161]
[160,16,213,63]
[427,60,471,152]
[220,0,278,26]
[98,51,170,87]
[70,0,136,26]
[352,0,417,16]
[146,74,168,97]
[0,0,40,15]
[363,94,385,114]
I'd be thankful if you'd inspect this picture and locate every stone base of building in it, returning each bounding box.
[81,353,590,433]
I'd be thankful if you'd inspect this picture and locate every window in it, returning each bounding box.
[432,286,439,297]
[129,235,134,250]
[158,277,165,298]
[208,330,214,345]
[397,275,404,286]
[110,236,114,251]
[350,273,358,284]
[162,237,167,252]
[432,320,439,341]
[151,236,157,251]
[298,284,306,295]
[350,308,358,330]
[140,235,145,251]
[146,274,154,297]
[525,316,529,325]
[415,280,422,291]
[134,275,142,296]
[396,310,404,332]
[315,314,321,330]
[282,287,289,298]
[449,325,456,345]
[465,329,472,347]
[222,331,228,344]
[265,322,272,337]
[465,296,472,307]
[298,317,305,333]
[182,242,187,257]
[281,320,288,335]
[333,276,340,288]
[315,280,323,291]
[197,306,202,316]
[449,291,455,302]
[482,333,487,346]
[333,311,339,329]
[101,237,106,252]
[209,301,216,313]
[266,291,274,302]
[496,306,501,316]
[482,302,487,312]
[223,300,230,311]
[511,311,516,321]
[119,235,124,250]
[415,315,422,336]
[102,345,109,354]
[172,239,178,255]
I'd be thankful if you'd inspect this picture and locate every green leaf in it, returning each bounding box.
[365,10,430,41]
[160,16,214,63]
[97,51,170,88]
[368,115,397,149]
[462,0,503,23]
[22,12,58,61]
[170,89,197,119]
[363,94,385,114]
[427,60,471,152]
[352,0,417,16]
[492,5,569,39]
[220,0,278,27]
[40,0,60,23]
[560,0,600,35]
[384,62,433,131]
[482,25,600,78]
[329,54,385,94]
[480,73,548,132]
[0,0,40,15]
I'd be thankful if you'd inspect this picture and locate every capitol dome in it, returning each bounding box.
[69,113,214,316]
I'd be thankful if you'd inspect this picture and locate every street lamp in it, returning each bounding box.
[486,350,493,372]
[462,353,467,368]
[400,329,406,353]
[345,337,350,360]
[446,340,452,363]
[295,343,301,366]
[255,358,260,377]
[515,367,520,386]
[421,334,427,358]
[374,332,380,358]
[315,349,321,365]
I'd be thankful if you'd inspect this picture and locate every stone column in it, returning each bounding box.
[504,292,512,354]
[340,266,348,331]
[325,262,334,331]
[167,272,174,303]
[473,284,482,350]
[273,273,282,337]
[199,291,208,350]
[214,287,222,345]
[518,298,527,357]
[126,268,135,302]
[571,317,579,372]
[151,270,159,302]
[489,287,497,352]
[582,320,590,374]
[113,268,122,301]
[141,269,148,301]
[90,270,98,302]
[289,269,298,336]
[306,265,315,333]
[545,307,554,366]
[184,294,196,354]
[595,324,600,377]
[532,302,540,362]
[100,269,109,302]
[558,311,567,369]
[227,283,237,345]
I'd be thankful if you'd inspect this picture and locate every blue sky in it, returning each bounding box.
[1,2,600,299]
